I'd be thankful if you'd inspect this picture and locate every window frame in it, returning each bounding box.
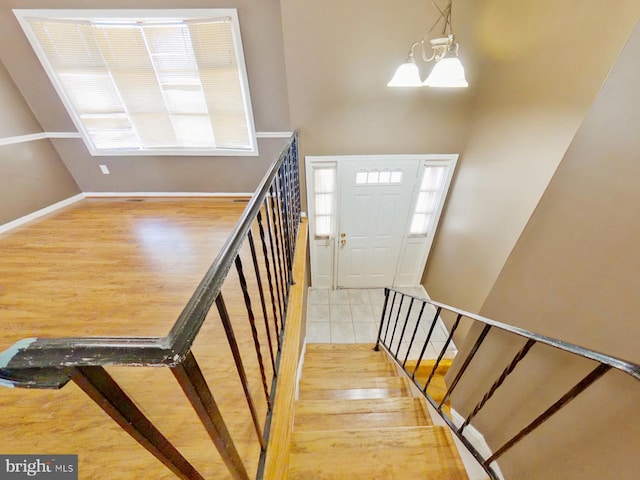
[14,8,258,156]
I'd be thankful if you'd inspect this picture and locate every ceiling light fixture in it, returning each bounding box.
[388,0,468,88]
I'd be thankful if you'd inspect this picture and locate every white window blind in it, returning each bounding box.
[16,10,256,155]
[313,167,335,238]
[410,166,447,235]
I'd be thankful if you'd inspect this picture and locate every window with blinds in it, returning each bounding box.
[410,165,447,235]
[313,166,336,238]
[14,9,257,155]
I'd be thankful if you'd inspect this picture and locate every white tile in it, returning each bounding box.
[430,322,451,342]
[329,289,350,304]
[431,341,457,359]
[399,341,432,361]
[368,288,386,305]
[354,322,379,343]
[308,288,329,305]
[306,322,331,343]
[348,289,371,304]
[330,303,352,322]
[351,304,376,322]
[308,304,330,322]
[331,322,355,343]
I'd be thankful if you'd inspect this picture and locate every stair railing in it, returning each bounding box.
[0,132,301,480]
[375,287,640,480]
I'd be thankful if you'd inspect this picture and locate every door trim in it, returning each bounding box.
[306,154,458,288]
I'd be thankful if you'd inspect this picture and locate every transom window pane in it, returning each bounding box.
[355,169,403,185]
[16,9,256,155]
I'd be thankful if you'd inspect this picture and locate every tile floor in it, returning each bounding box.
[306,287,457,360]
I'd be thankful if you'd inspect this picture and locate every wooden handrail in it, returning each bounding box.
[262,219,308,479]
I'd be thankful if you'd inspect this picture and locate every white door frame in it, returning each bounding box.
[306,154,458,289]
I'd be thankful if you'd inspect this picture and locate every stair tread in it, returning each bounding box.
[294,397,430,431]
[298,376,410,400]
[306,343,378,352]
[289,426,468,480]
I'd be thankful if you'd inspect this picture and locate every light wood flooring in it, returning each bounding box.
[0,197,281,479]
[289,344,468,479]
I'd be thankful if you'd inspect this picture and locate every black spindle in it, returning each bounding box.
[247,230,276,374]
[424,313,462,392]
[235,255,271,410]
[411,306,442,379]
[73,366,208,480]
[485,364,612,464]
[438,324,492,408]
[403,302,426,367]
[460,339,536,433]
[394,297,415,358]
[171,352,250,480]
[215,294,264,447]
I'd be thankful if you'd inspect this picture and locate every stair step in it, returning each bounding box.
[288,426,468,479]
[305,343,377,352]
[405,358,453,376]
[299,376,410,401]
[294,397,430,431]
[302,354,397,379]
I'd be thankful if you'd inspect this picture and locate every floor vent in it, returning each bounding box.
[126,198,144,202]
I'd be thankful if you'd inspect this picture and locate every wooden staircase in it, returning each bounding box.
[288,343,468,479]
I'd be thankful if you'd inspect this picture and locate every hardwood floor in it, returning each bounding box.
[0,197,281,479]
[289,344,468,479]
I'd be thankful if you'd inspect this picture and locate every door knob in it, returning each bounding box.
[340,239,347,246]
[340,233,346,238]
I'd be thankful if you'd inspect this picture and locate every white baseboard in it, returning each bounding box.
[0,193,85,234]
[83,192,253,198]
[450,408,505,480]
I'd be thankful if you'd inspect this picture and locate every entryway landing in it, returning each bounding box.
[306,287,457,360]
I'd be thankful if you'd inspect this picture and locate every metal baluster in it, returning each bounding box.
[424,313,462,392]
[257,209,282,350]
[460,339,536,434]
[403,302,426,367]
[411,307,442,380]
[265,195,285,329]
[388,295,406,352]
[247,230,276,373]
[171,352,250,480]
[274,174,291,291]
[278,167,293,284]
[485,364,612,465]
[395,297,415,358]
[215,294,264,447]
[382,291,398,344]
[375,288,391,351]
[72,366,207,480]
[235,255,271,409]
[269,185,288,314]
[438,324,492,408]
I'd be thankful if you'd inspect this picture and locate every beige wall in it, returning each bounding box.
[0,0,291,193]
[423,0,640,315]
[280,0,483,207]
[452,18,640,480]
[0,61,79,225]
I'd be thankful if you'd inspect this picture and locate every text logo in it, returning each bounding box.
[0,456,77,479]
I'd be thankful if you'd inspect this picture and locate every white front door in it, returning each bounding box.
[337,159,419,288]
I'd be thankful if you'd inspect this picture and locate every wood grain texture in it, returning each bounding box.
[261,219,308,480]
[0,198,289,479]
[294,397,430,431]
[289,426,467,479]
[290,342,467,479]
